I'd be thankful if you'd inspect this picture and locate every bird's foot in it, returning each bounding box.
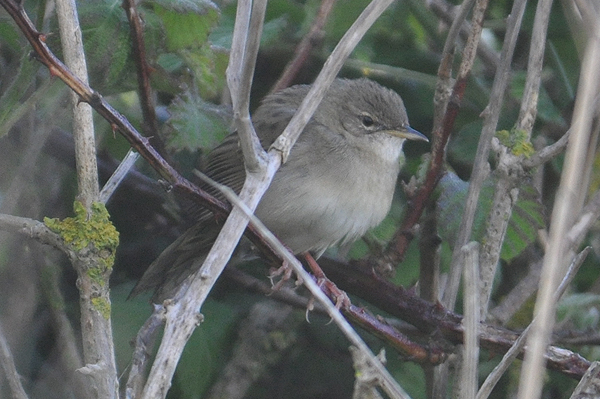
[315,275,351,309]
[268,260,303,291]
[303,252,351,309]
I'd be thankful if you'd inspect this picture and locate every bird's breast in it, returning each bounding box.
[254,153,400,255]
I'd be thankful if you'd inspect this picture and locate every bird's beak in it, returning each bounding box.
[385,126,428,142]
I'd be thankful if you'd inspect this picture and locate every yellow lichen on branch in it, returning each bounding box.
[44,201,119,278]
[495,129,535,157]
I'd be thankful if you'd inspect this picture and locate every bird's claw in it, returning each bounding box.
[268,261,303,291]
[315,275,351,309]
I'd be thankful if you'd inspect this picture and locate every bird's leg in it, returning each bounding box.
[303,252,351,309]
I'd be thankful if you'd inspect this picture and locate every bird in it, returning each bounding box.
[131,78,427,301]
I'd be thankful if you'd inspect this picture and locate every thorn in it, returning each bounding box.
[110,123,118,138]
[48,65,60,78]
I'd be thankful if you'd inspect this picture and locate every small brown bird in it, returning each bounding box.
[131,78,427,300]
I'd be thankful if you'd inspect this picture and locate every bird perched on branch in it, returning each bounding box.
[131,78,427,301]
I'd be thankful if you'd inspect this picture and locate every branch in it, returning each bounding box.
[459,242,480,399]
[384,0,489,274]
[0,214,71,257]
[318,257,591,380]
[55,0,99,209]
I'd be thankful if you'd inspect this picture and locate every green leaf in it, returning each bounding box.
[77,0,136,93]
[153,0,220,51]
[179,45,228,98]
[436,171,545,263]
[165,89,231,152]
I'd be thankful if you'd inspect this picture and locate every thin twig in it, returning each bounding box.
[99,149,140,203]
[229,0,268,173]
[426,0,500,72]
[125,304,166,399]
[523,128,570,169]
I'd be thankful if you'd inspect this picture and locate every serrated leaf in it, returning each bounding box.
[437,171,545,262]
[165,90,231,152]
[153,0,220,51]
[179,45,228,98]
[76,0,137,93]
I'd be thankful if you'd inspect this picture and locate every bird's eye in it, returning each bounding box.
[361,115,375,128]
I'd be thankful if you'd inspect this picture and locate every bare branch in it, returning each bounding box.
[55,0,99,209]
[125,305,166,399]
[99,149,140,204]
[524,129,570,169]
[570,361,600,399]
[228,0,269,173]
